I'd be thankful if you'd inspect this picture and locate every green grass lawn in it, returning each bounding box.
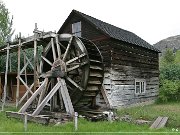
[117,102,180,128]
[0,103,179,135]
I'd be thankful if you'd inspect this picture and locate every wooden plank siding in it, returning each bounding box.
[94,39,159,107]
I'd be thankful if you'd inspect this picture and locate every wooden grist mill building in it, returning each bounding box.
[58,10,160,108]
[2,10,160,123]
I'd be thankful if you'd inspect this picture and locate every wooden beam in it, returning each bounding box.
[6,111,50,125]
[16,33,21,108]
[1,43,10,111]
[18,83,34,105]
[0,75,2,99]
[51,38,56,61]
[33,36,37,92]
[60,79,74,115]
[63,36,73,61]
[55,35,61,58]
[32,80,61,116]
[19,78,48,113]
[41,56,53,66]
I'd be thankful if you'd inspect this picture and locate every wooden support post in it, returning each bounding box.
[19,78,48,113]
[55,35,61,58]
[24,112,28,132]
[0,75,2,99]
[23,50,28,100]
[74,112,78,131]
[9,53,12,72]
[33,31,37,93]
[16,33,21,108]
[32,80,61,116]
[59,79,74,115]
[33,41,37,92]
[2,43,10,111]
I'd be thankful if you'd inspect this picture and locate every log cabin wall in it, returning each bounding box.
[95,39,159,107]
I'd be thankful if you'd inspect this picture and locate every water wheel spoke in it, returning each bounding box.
[66,77,83,91]
[67,61,88,72]
[41,56,53,66]
[51,38,57,61]
[63,36,73,61]
[55,35,61,58]
[66,53,87,65]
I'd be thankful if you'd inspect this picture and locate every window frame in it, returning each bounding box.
[72,21,81,37]
[135,79,146,94]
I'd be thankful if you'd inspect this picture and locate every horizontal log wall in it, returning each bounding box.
[95,39,159,108]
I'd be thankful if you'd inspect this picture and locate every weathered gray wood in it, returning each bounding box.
[41,56,53,66]
[19,78,48,113]
[32,80,61,116]
[150,117,168,129]
[18,76,33,94]
[18,83,34,105]
[16,34,21,107]
[100,84,111,108]
[58,87,64,109]
[60,79,74,115]
[23,50,28,100]
[66,53,86,65]
[63,36,73,61]
[24,112,27,131]
[33,38,37,92]
[38,82,47,106]
[151,117,163,128]
[74,112,78,131]
[6,111,50,125]
[156,117,168,129]
[1,43,10,111]
[25,55,34,70]
[55,35,61,58]
[66,77,83,91]
[51,38,56,61]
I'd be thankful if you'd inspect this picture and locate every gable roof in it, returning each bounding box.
[59,10,160,52]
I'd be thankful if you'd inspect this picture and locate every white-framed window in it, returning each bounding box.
[135,79,146,94]
[72,21,81,37]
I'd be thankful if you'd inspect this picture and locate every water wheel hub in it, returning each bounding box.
[51,59,67,78]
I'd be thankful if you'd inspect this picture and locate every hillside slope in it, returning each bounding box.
[154,35,180,53]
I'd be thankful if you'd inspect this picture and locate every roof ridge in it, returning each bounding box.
[69,10,160,52]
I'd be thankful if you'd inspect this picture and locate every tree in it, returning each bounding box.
[0,0,14,45]
[163,48,175,64]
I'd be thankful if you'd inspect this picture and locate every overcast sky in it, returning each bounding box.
[2,0,180,44]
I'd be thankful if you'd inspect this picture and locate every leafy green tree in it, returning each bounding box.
[0,0,14,45]
[163,49,175,64]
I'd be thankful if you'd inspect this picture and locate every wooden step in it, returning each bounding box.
[90,65,103,70]
[84,92,96,97]
[89,72,103,77]
[88,80,101,85]
[86,86,99,91]
[90,59,102,63]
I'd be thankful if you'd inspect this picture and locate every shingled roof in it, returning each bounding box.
[59,10,160,52]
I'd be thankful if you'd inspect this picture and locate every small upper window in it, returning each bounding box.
[72,21,81,37]
[135,79,146,94]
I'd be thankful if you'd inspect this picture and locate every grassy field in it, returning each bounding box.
[0,103,179,135]
[117,102,180,128]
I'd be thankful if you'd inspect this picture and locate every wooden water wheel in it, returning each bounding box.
[18,34,104,116]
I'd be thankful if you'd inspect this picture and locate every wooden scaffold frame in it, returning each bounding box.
[0,24,71,112]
